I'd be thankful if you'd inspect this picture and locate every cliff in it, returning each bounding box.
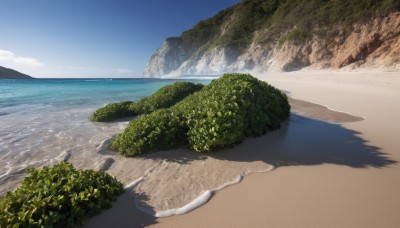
[0,66,33,79]
[144,0,400,77]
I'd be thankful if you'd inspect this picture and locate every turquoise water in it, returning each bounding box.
[0,78,210,195]
[0,78,209,117]
[1,78,377,215]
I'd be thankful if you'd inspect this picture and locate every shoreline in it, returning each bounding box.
[141,71,399,228]
[124,95,366,219]
[85,71,400,227]
[88,97,366,219]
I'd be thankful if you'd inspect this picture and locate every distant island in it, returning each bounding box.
[0,66,34,79]
[144,0,400,77]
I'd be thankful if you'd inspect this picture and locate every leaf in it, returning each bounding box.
[0,162,123,227]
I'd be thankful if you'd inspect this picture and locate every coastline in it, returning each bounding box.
[86,71,400,227]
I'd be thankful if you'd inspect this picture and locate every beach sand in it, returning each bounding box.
[86,71,400,228]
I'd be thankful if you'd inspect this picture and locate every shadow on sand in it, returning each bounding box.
[211,114,396,168]
[144,113,396,169]
[85,114,396,227]
[84,190,158,228]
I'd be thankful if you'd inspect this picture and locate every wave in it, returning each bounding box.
[125,165,275,218]
[0,162,12,179]
[1,78,281,212]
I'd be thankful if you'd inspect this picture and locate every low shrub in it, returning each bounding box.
[110,109,187,156]
[130,81,204,114]
[89,101,134,122]
[0,162,124,227]
[174,73,290,151]
[89,82,204,122]
[279,28,309,46]
[111,73,290,155]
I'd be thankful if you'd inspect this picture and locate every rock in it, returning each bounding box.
[144,12,400,77]
[143,37,187,77]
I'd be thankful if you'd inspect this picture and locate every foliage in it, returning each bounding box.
[176,0,400,56]
[270,0,400,32]
[89,82,203,122]
[279,28,309,46]
[110,109,187,156]
[0,162,124,227]
[130,82,204,114]
[181,8,233,56]
[111,73,290,156]
[173,73,290,152]
[89,101,134,122]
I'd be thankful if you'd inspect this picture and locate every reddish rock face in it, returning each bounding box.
[272,13,400,72]
[332,13,400,69]
[144,12,400,77]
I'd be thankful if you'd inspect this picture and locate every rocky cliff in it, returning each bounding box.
[0,66,33,79]
[144,0,400,77]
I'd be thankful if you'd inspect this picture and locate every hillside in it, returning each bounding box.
[144,0,400,77]
[0,66,33,79]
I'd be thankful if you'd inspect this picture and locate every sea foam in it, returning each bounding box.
[1,78,281,214]
[123,164,275,217]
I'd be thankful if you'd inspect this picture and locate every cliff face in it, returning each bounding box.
[144,0,400,77]
[0,66,33,79]
[271,12,400,72]
[143,38,187,76]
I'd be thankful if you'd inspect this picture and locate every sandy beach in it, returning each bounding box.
[86,71,400,228]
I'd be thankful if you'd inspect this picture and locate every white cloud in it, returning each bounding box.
[13,57,44,67]
[0,49,44,67]
[116,69,131,74]
[0,50,15,61]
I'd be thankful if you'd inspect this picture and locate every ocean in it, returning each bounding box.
[0,78,208,190]
[1,77,369,218]
[0,77,276,216]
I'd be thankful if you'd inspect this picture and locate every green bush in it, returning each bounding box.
[129,81,204,114]
[89,82,203,122]
[111,73,290,155]
[0,162,124,227]
[89,101,134,122]
[110,109,187,156]
[174,73,290,151]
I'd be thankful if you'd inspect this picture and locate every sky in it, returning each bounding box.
[0,0,240,78]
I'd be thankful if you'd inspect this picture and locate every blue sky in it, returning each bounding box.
[0,0,239,78]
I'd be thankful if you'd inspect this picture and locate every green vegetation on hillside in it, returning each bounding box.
[89,82,203,122]
[110,73,290,156]
[269,0,399,35]
[178,0,400,58]
[0,162,124,227]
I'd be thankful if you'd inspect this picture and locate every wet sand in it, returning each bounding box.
[87,97,356,216]
[85,71,400,227]
[2,76,365,221]
[138,71,399,228]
